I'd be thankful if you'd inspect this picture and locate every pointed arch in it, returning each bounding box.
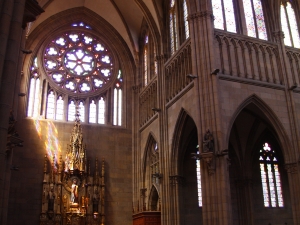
[142,132,159,176]
[226,94,292,161]
[148,185,160,211]
[170,108,198,176]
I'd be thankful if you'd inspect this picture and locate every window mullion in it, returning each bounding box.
[250,0,259,38]
[221,0,227,31]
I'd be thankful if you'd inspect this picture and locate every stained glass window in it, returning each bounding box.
[281,2,300,48]
[68,100,76,122]
[243,0,267,40]
[212,0,236,33]
[113,70,122,126]
[144,35,148,86]
[170,0,178,55]
[183,0,190,39]
[196,150,203,207]
[89,100,97,123]
[259,143,284,207]
[46,91,55,119]
[27,23,123,125]
[27,58,40,118]
[56,96,64,120]
[79,101,85,122]
[98,97,105,124]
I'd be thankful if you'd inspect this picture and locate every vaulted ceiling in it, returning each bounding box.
[33,0,163,59]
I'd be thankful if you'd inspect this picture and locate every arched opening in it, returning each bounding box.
[171,109,202,225]
[228,102,293,225]
[148,185,159,211]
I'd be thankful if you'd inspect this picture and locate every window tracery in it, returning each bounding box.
[212,0,236,33]
[150,142,159,184]
[113,70,123,126]
[27,23,123,126]
[259,142,284,207]
[242,0,268,40]
[281,1,300,48]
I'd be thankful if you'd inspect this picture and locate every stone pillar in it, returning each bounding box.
[285,162,300,224]
[0,1,43,224]
[169,175,184,225]
[155,54,171,225]
[189,0,233,223]
[0,1,26,224]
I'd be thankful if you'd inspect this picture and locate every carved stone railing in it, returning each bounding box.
[165,40,193,102]
[215,30,284,85]
[139,80,158,126]
[286,47,300,86]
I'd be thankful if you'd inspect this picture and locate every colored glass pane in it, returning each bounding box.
[46,91,55,119]
[183,0,190,38]
[56,96,64,120]
[212,0,224,30]
[243,0,257,38]
[286,2,300,48]
[224,0,236,32]
[253,0,267,40]
[89,100,96,123]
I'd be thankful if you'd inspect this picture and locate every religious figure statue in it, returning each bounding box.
[203,129,214,153]
[48,184,55,212]
[71,179,78,204]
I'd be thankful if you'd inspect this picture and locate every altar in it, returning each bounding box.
[40,114,105,225]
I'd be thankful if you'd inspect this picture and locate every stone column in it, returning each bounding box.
[0,1,26,224]
[285,162,300,224]
[155,54,171,225]
[189,0,233,223]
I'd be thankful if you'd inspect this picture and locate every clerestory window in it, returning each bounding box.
[242,0,268,40]
[259,142,284,207]
[212,0,236,33]
[280,1,300,48]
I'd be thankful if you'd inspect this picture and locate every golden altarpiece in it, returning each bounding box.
[40,114,105,225]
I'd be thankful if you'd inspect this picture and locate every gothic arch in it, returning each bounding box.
[170,108,198,175]
[148,185,160,211]
[142,132,159,179]
[226,94,292,161]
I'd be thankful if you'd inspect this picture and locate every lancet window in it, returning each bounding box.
[27,58,40,118]
[242,0,268,40]
[170,0,178,55]
[113,70,123,126]
[212,0,236,33]
[144,35,149,86]
[169,0,190,55]
[183,0,190,39]
[26,23,123,126]
[281,1,300,48]
[196,150,203,207]
[259,142,284,207]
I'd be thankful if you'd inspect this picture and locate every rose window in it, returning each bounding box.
[43,32,114,94]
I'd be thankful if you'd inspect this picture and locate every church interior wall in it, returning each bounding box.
[8,119,133,225]
[218,79,292,146]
